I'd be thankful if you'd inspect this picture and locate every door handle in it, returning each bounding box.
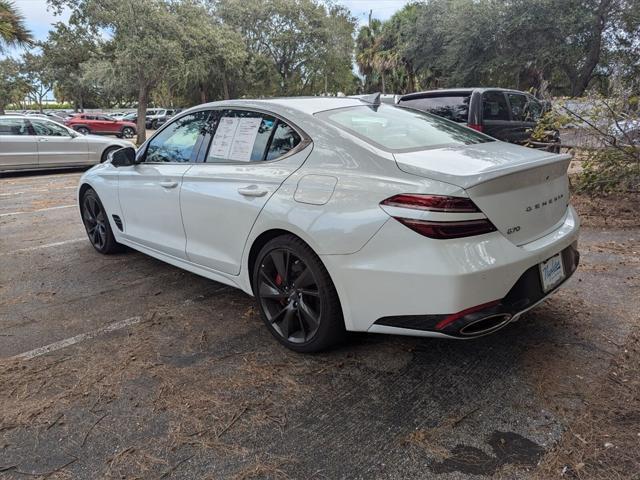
[238,185,268,197]
[38,138,49,142]
[159,180,178,189]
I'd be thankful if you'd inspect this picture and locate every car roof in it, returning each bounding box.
[400,87,532,100]
[195,97,365,115]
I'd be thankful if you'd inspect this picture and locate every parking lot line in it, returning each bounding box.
[0,204,76,217]
[9,316,143,360]
[1,238,86,256]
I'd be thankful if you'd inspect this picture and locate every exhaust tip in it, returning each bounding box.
[459,314,512,336]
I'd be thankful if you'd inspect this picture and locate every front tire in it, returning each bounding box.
[252,235,345,352]
[151,120,158,129]
[101,146,120,163]
[77,126,90,135]
[80,188,123,254]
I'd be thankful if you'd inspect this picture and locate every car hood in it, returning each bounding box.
[393,140,571,189]
[84,134,133,147]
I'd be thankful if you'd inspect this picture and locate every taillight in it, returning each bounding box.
[381,194,480,213]
[468,123,483,132]
[380,194,497,239]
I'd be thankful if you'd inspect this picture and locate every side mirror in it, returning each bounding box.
[110,146,137,167]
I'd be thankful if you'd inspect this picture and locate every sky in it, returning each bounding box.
[11,0,412,45]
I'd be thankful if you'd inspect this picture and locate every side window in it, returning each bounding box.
[85,115,96,121]
[145,111,210,163]
[206,110,276,163]
[0,118,30,136]
[482,92,510,121]
[506,93,528,121]
[31,120,70,136]
[266,121,302,160]
[525,97,543,121]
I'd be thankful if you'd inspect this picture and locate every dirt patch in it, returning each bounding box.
[534,329,640,479]
[570,191,640,229]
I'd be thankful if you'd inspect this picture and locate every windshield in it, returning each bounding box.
[316,104,493,152]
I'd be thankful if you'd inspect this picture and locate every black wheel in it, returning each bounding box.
[121,127,135,139]
[151,120,158,129]
[253,235,345,352]
[77,126,90,135]
[101,146,120,163]
[80,188,123,254]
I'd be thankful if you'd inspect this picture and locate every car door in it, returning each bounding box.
[180,108,312,275]
[30,118,90,166]
[480,91,514,141]
[117,110,211,259]
[94,115,116,134]
[0,117,38,170]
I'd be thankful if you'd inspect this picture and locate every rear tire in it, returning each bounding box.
[80,188,124,254]
[77,126,90,135]
[121,127,135,139]
[151,120,158,129]
[252,235,345,353]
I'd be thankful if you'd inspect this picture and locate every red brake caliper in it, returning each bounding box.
[275,274,286,305]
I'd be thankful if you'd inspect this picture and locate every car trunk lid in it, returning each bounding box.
[394,141,571,245]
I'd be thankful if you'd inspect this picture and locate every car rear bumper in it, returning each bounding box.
[320,205,580,335]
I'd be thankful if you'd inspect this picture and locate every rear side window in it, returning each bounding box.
[0,118,30,136]
[507,93,542,122]
[266,122,301,160]
[145,111,210,163]
[206,110,279,163]
[482,92,510,121]
[399,95,470,123]
[317,105,491,152]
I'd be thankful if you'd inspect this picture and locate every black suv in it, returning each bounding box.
[397,88,555,147]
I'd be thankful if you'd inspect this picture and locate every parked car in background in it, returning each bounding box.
[0,115,133,172]
[65,113,137,138]
[78,95,579,352]
[397,88,558,149]
[146,108,182,129]
[109,112,130,120]
[26,112,67,125]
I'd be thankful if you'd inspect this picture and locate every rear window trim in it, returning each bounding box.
[315,105,494,154]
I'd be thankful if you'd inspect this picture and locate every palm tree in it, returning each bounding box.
[0,0,33,52]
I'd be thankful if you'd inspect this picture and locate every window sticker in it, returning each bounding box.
[209,116,239,159]
[228,117,262,162]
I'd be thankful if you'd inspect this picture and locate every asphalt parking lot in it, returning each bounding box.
[1,170,639,479]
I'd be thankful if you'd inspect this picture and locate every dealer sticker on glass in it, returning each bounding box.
[539,253,565,293]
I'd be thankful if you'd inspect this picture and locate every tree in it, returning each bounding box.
[21,53,53,112]
[218,0,348,95]
[172,0,247,103]
[51,0,185,144]
[40,23,99,111]
[0,0,32,52]
[0,58,26,114]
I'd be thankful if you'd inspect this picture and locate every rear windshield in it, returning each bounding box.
[398,95,470,123]
[316,104,491,152]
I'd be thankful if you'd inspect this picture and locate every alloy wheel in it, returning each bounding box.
[122,127,134,138]
[82,195,107,250]
[257,248,322,343]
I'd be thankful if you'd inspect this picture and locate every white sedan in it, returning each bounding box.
[78,95,580,352]
[0,115,133,173]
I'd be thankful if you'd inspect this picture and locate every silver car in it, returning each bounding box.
[0,115,133,173]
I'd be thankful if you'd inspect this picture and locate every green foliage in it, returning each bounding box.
[0,0,32,51]
[355,0,640,97]
[576,147,640,194]
[0,57,27,113]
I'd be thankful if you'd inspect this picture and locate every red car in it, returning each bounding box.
[65,113,137,139]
